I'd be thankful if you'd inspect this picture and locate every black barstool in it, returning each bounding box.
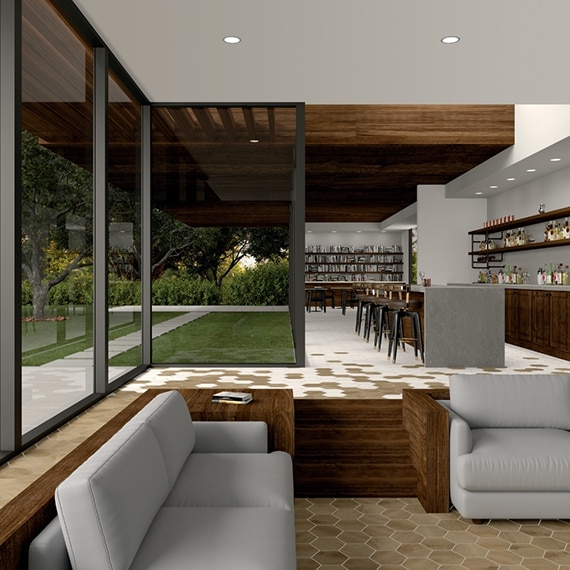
[341,288,359,315]
[387,286,424,363]
[306,287,327,313]
[372,302,391,350]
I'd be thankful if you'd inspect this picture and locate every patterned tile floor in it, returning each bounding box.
[3,307,570,568]
[125,308,570,398]
[296,498,570,570]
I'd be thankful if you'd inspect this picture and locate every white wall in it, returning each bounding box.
[417,185,487,285]
[447,105,570,198]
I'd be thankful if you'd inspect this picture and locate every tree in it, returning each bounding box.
[150,208,197,278]
[247,227,289,262]
[182,227,289,289]
[21,131,93,319]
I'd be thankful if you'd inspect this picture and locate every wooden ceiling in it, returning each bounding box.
[154,104,514,226]
[22,0,515,228]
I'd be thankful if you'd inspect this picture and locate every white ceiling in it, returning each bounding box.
[73,0,570,105]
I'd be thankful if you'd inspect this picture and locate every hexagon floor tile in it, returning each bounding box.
[295,498,570,570]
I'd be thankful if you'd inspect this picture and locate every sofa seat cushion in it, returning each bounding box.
[130,507,296,570]
[164,451,294,510]
[457,428,570,492]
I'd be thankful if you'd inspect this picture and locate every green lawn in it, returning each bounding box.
[110,311,295,365]
[22,310,184,366]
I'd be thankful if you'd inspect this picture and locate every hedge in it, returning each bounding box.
[222,260,289,305]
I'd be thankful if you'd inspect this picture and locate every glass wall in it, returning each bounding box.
[107,71,142,381]
[21,0,94,433]
[151,106,297,365]
[0,0,303,462]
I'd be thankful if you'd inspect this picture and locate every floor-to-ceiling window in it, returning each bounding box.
[150,105,299,365]
[20,0,95,433]
[107,71,142,381]
[0,0,303,462]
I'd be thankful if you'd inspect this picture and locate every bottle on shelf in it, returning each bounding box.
[546,263,553,284]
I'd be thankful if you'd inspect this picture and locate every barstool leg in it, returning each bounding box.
[355,299,365,335]
[414,313,425,362]
[388,312,401,362]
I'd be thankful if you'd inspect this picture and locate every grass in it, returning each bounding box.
[22,309,184,366]
[110,311,295,365]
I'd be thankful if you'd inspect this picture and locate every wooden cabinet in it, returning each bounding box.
[532,291,552,348]
[505,288,570,360]
[551,291,570,354]
[505,289,532,344]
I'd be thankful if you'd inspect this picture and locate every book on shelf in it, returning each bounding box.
[212,391,253,404]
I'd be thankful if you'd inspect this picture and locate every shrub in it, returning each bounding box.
[151,275,221,305]
[48,271,93,306]
[222,260,289,305]
[21,280,33,305]
[108,280,142,306]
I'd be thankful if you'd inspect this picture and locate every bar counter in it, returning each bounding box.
[410,285,505,368]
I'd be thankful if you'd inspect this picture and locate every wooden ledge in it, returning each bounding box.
[402,389,450,513]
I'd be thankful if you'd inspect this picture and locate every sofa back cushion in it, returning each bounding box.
[56,421,170,570]
[450,374,570,429]
[139,391,196,486]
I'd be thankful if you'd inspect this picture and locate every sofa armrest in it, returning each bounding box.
[448,408,473,459]
[28,516,71,570]
[193,421,268,453]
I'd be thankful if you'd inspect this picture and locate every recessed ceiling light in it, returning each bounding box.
[306,230,312,233]
[441,36,460,44]
[331,230,337,233]
[507,177,516,181]
[249,139,259,143]
[526,168,537,172]
[475,191,483,195]
[550,157,561,162]
[489,185,498,189]
[223,36,241,44]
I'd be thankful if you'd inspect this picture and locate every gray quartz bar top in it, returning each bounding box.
[410,285,505,368]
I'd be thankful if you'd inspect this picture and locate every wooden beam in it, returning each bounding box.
[216,107,237,142]
[164,201,290,227]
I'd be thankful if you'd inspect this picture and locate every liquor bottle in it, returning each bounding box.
[564,218,570,239]
[546,263,553,284]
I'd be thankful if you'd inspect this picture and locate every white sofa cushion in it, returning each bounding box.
[139,391,196,486]
[193,421,268,453]
[131,507,296,570]
[165,451,294,510]
[450,374,570,429]
[55,422,170,570]
[457,428,570,492]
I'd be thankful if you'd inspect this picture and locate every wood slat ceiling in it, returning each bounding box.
[22,0,515,228]
[154,104,514,226]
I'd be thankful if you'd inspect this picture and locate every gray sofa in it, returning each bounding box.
[28,390,296,569]
[441,373,570,520]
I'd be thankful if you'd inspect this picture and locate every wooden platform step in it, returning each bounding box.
[294,399,417,497]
